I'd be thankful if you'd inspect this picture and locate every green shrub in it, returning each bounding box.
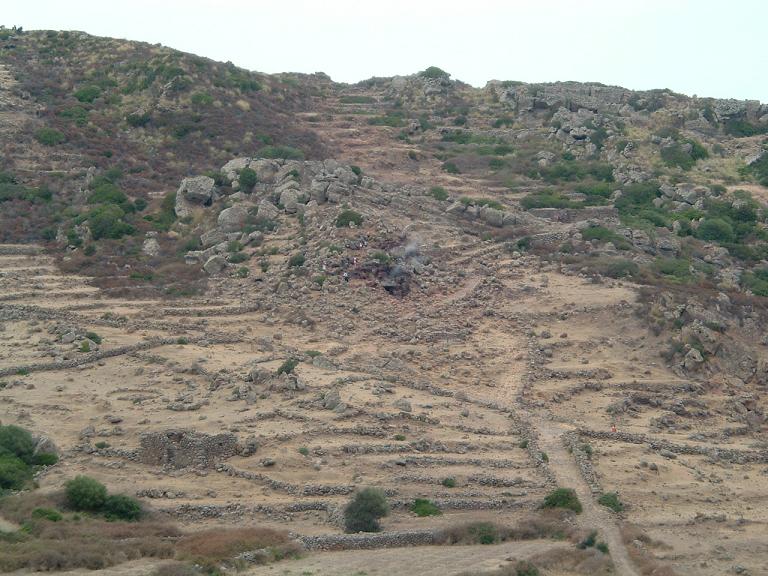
[74,85,101,103]
[411,498,441,517]
[190,92,214,106]
[521,191,578,210]
[441,477,456,488]
[597,492,624,512]
[578,530,598,549]
[89,180,130,209]
[238,168,257,191]
[696,218,734,242]
[461,197,502,210]
[653,257,693,282]
[600,258,640,278]
[419,66,449,79]
[257,145,304,160]
[344,488,389,533]
[660,139,707,170]
[394,434,406,441]
[466,521,499,545]
[493,116,515,128]
[429,186,448,201]
[31,507,63,522]
[228,252,248,264]
[0,425,36,463]
[336,210,363,228]
[581,226,631,250]
[742,267,768,296]
[541,488,582,513]
[288,253,305,267]
[276,358,299,375]
[65,476,108,511]
[442,161,460,174]
[31,452,58,466]
[368,111,406,127]
[596,542,609,554]
[725,119,768,137]
[298,447,309,456]
[126,112,151,127]
[58,105,89,126]
[85,331,102,344]
[103,494,142,521]
[34,128,65,146]
[0,454,32,491]
[540,161,614,183]
[340,95,375,104]
[88,204,135,240]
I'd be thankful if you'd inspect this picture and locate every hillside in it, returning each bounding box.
[0,27,767,576]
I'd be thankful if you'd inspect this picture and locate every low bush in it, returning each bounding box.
[103,494,142,521]
[336,209,363,228]
[31,507,62,522]
[276,358,299,375]
[0,454,32,491]
[442,161,460,174]
[87,204,135,240]
[343,488,389,533]
[340,95,375,104]
[288,253,305,267]
[73,85,101,103]
[696,217,734,242]
[176,527,299,569]
[238,167,257,191]
[441,477,456,488]
[461,197,502,210]
[257,145,304,160]
[65,476,108,511]
[34,128,65,146]
[228,252,248,263]
[581,226,631,250]
[597,492,624,512]
[411,498,441,517]
[419,66,449,78]
[430,186,448,201]
[541,488,582,513]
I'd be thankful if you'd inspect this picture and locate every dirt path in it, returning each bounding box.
[534,418,640,576]
[243,539,569,576]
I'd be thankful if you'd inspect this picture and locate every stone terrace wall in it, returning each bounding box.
[139,429,238,469]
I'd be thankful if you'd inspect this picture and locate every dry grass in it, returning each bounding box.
[456,547,614,576]
[620,524,679,576]
[437,510,577,546]
[176,527,302,569]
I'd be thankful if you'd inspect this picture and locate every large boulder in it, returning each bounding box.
[248,159,280,184]
[279,188,301,213]
[217,203,250,233]
[203,255,227,275]
[310,178,330,203]
[221,157,251,182]
[175,176,215,218]
[257,199,279,221]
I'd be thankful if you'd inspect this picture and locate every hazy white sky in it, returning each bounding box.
[3,0,767,102]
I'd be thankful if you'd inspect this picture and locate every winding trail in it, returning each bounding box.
[533,416,640,576]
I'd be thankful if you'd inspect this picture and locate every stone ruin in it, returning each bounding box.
[139,429,238,469]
